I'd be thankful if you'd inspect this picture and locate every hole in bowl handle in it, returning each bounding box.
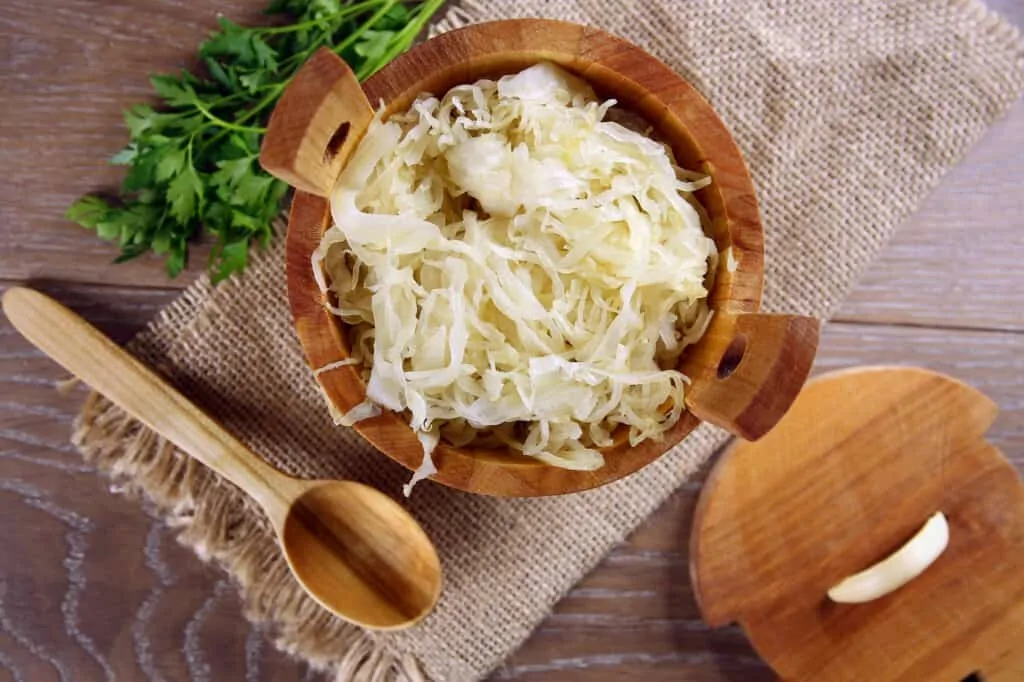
[716,334,748,379]
[259,48,375,197]
[685,313,820,440]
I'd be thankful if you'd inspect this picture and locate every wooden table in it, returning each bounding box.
[1,1,1021,680]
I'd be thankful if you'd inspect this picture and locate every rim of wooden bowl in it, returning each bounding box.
[285,19,764,497]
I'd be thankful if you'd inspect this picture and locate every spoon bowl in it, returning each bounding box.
[281,480,442,629]
[1,286,441,630]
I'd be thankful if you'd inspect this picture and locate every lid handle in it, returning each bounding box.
[260,48,375,197]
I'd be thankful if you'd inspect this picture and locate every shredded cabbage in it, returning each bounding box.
[316,63,717,490]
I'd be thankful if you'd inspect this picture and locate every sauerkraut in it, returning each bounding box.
[315,63,717,491]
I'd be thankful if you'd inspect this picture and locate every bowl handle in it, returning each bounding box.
[684,313,820,440]
[259,48,375,197]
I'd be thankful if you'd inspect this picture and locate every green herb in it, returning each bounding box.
[68,0,446,282]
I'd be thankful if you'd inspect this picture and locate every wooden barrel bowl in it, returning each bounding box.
[260,19,820,496]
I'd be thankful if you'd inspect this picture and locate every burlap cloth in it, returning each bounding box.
[73,1,1024,680]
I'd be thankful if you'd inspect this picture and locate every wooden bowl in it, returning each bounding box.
[260,19,820,497]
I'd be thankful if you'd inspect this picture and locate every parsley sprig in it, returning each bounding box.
[67,0,446,282]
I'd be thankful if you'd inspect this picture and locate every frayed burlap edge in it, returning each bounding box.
[70,216,427,682]
[72,391,426,682]
[431,0,1024,70]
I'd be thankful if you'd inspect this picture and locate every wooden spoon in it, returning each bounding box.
[1,287,442,631]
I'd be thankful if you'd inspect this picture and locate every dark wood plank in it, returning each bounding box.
[0,279,1020,681]
[833,104,1024,333]
[0,281,310,681]
[1,0,1023,337]
[493,483,774,682]
[831,0,1024,333]
[0,0,271,289]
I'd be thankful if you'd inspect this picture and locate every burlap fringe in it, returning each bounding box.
[71,390,424,682]
[428,0,482,35]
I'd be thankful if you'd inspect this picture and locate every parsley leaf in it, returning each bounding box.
[168,167,203,223]
[150,75,196,107]
[67,0,447,283]
[155,143,187,181]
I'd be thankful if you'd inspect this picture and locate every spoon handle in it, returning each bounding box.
[2,287,291,513]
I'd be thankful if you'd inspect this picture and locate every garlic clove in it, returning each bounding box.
[828,512,949,604]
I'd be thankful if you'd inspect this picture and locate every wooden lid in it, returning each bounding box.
[690,366,1024,681]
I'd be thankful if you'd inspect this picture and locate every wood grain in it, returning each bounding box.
[2,287,442,631]
[1,0,1022,309]
[0,0,270,289]
[260,49,377,197]
[0,0,1022,679]
[1,284,1021,680]
[499,323,1024,682]
[692,367,1024,681]
[0,284,309,681]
